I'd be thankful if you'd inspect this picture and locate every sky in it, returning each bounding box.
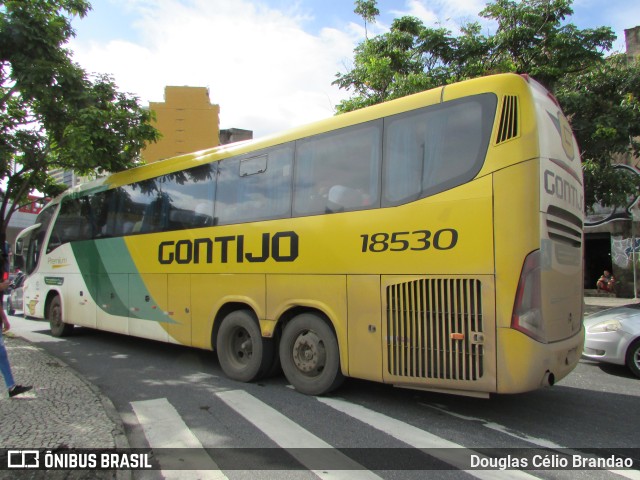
[67,0,640,139]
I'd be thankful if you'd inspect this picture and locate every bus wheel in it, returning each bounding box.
[48,296,73,337]
[279,313,344,395]
[216,310,274,383]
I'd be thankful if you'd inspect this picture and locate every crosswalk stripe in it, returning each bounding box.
[423,402,640,480]
[131,398,228,480]
[318,396,540,480]
[216,389,383,480]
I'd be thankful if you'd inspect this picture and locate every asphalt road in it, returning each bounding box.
[9,313,640,480]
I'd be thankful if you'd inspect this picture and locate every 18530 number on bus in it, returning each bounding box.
[360,229,458,253]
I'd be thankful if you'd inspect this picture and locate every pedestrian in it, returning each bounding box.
[1,293,31,396]
[0,245,32,398]
[596,270,616,293]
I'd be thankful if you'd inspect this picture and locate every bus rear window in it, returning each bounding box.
[382,94,496,207]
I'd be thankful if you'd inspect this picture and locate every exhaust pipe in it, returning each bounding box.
[542,371,555,387]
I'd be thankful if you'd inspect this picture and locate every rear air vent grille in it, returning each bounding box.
[546,205,583,248]
[386,278,484,381]
[496,95,519,144]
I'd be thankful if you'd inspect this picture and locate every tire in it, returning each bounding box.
[48,296,74,337]
[279,313,344,395]
[216,310,274,383]
[626,338,640,378]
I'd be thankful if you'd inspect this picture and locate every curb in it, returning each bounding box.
[27,340,133,480]
[0,334,131,480]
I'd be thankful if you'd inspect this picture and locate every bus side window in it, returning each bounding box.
[421,101,485,196]
[154,163,216,231]
[326,185,366,213]
[103,190,122,237]
[382,94,496,207]
[47,198,93,252]
[216,144,293,225]
[293,121,381,217]
[26,207,51,266]
[139,194,170,233]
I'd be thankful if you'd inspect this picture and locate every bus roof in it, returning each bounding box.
[66,73,531,195]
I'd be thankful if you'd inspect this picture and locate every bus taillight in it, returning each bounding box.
[511,250,546,343]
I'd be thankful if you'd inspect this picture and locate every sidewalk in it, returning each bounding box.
[0,333,128,479]
[584,294,640,315]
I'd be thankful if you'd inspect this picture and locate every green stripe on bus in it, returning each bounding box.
[71,239,177,324]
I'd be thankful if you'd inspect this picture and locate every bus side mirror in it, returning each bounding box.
[15,238,24,256]
[14,222,41,257]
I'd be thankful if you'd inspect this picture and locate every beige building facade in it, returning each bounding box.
[142,86,221,163]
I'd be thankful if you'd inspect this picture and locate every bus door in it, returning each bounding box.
[96,272,129,334]
[165,274,191,345]
[66,271,97,328]
[128,273,168,342]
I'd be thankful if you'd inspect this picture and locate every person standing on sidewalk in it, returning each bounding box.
[1,292,32,397]
[0,241,32,398]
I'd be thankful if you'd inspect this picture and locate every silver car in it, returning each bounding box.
[583,305,640,378]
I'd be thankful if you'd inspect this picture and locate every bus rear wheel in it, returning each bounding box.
[48,296,74,337]
[216,310,274,382]
[279,313,344,395]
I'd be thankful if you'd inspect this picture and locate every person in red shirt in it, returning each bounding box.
[596,270,616,293]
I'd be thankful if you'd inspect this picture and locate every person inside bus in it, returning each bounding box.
[596,270,616,293]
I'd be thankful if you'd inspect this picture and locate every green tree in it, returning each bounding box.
[479,0,614,90]
[336,0,639,211]
[556,55,640,209]
[0,0,159,245]
[354,0,379,39]
[334,16,442,111]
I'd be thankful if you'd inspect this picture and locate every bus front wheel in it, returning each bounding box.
[279,313,344,395]
[216,310,274,382]
[48,296,74,337]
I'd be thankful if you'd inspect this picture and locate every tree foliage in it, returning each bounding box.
[555,54,640,208]
[354,0,379,39]
[337,0,640,211]
[0,0,159,243]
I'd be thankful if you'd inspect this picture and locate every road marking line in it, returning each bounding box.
[131,398,227,480]
[319,397,539,480]
[216,389,383,480]
[421,403,564,449]
[421,402,640,480]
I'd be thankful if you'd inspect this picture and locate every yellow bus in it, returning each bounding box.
[15,73,584,397]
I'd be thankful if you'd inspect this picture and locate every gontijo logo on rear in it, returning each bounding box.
[543,169,583,211]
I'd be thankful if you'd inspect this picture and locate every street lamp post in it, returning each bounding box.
[633,211,638,300]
